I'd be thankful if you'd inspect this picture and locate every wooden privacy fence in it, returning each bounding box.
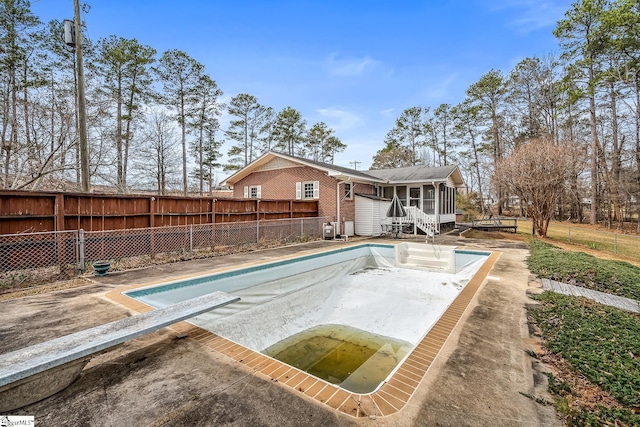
[0,190,318,234]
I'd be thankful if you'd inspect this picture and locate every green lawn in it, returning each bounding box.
[527,240,640,426]
[527,239,640,301]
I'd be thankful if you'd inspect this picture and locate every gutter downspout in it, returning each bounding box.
[336,180,341,235]
[433,181,440,234]
[335,178,356,235]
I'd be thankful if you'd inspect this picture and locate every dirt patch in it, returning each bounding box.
[461,228,527,241]
[0,277,96,302]
[0,284,127,352]
[538,350,622,410]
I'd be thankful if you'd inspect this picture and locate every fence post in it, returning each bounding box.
[301,218,304,237]
[256,220,260,246]
[614,233,617,253]
[78,229,85,272]
[210,222,215,252]
[568,226,571,243]
[150,227,155,259]
[189,224,193,258]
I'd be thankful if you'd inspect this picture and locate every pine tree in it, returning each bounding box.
[187,74,223,194]
[95,36,156,192]
[272,107,306,156]
[154,49,204,194]
[226,93,268,169]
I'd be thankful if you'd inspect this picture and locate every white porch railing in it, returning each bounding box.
[380,206,438,238]
[406,206,437,237]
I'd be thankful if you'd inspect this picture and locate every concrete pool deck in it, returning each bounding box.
[0,235,560,426]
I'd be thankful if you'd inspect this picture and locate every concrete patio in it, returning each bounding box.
[0,234,559,426]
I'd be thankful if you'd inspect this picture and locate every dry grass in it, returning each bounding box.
[517,219,640,266]
[0,277,94,301]
[461,228,527,241]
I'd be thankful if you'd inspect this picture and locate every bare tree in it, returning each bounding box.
[495,138,583,237]
[133,111,180,195]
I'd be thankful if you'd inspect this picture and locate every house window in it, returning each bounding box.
[243,185,261,199]
[382,187,394,199]
[409,187,421,208]
[423,186,435,214]
[438,185,455,214]
[344,183,353,200]
[296,181,319,199]
[450,187,456,213]
[304,182,314,198]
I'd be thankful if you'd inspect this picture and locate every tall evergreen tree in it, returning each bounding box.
[154,49,204,195]
[187,74,222,194]
[305,122,330,161]
[95,36,156,192]
[370,138,414,169]
[272,106,306,156]
[554,0,610,224]
[432,103,455,166]
[452,100,487,213]
[386,107,425,165]
[322,135,346,164]
[466,69,507,213]
[226,93,268,169]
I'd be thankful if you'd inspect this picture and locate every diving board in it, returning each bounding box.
[0,291,239,411]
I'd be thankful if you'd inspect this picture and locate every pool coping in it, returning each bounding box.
[105,243,500,418]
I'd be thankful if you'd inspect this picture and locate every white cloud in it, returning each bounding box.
[315,107,363,131]
[424,72,459,100]
[379,108,395,117]
[487,0,570,35]
[326,53,380,76]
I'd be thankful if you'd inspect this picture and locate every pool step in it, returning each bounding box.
[404,254,450,269]
[400,247,453,270]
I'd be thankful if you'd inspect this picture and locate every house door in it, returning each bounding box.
[409,187,421,208]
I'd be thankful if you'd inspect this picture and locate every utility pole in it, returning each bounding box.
[349,160,361,170]
[74,0,90,192]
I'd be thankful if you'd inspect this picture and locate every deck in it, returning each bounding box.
[458,217,518,233]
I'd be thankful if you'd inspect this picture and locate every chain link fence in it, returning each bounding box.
[0,217,328,290]
[518,220,640,261]
[0,230,79,289]
[563,226,640,260]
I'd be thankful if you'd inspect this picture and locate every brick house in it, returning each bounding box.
[222,152,464,236]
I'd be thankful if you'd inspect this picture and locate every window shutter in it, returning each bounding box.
[243,186,249,198]
[313,181,320,199]
[295,182,301,200]
[256,185,262,199]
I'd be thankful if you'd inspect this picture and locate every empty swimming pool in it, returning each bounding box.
[125,243,490,393]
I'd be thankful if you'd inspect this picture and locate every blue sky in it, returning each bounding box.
[32,0,573,171]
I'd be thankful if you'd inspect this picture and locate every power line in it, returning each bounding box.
[349,160,361,170]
